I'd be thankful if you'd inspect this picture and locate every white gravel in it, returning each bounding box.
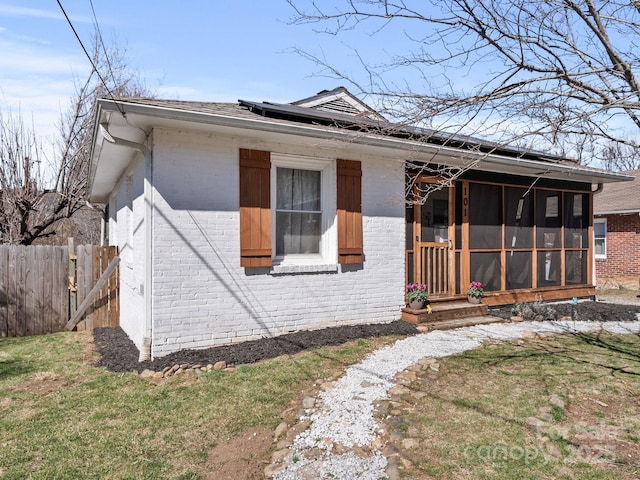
[274,319,640,480]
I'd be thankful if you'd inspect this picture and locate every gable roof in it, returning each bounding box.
[594,169,640,215]
[89,87,632,202]
[291,87,386,120]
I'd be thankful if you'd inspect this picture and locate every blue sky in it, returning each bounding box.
[0,1,400,148]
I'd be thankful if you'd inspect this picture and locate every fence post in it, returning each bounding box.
[68,238,77,321]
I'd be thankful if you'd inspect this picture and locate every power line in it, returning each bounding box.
[55,0,126,116]
[88,0,117,91]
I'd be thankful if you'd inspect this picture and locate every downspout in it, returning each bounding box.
[99,125,154,361]
[100,212,105,246]
[593,183,604,195]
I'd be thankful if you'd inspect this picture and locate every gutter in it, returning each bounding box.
[99,124,154,362]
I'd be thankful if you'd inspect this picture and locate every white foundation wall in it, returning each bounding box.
[110,155,147,351]
[150,129,406,357]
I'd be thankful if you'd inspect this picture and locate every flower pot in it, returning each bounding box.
[409,299,426,310]
[467,295,481,304]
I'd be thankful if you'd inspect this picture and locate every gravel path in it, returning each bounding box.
[273,318,640,479]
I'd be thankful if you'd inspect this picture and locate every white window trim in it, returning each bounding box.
[594,217,607,259]
[270,154,337,266]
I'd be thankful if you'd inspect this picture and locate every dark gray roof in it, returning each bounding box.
[114,94,580,166]
[594,169,640,214]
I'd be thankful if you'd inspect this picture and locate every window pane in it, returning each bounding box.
[469,183,502,249]
[566,251,587,285]
[504,187,533,248]
[470,252,501,292]
[564,193,588,248]
[276,168,321,211]
[276,212,321,255]
[594,239,606,256]
[594,221,606,238]
[536,191,562,248]
[506,251,532,290]
[537,251,561,287]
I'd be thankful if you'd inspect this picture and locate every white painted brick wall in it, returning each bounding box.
[143,128,406,357]
[110,154,146,350]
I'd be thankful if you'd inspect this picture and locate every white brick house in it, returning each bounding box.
[89,87,627,359]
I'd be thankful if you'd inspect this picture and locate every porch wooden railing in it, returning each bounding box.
[418,243,450,296]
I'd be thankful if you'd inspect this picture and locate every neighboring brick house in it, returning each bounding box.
[594,169,640,288]
[88,87,628,359]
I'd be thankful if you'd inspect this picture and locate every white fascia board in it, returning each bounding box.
[594,209,640,216]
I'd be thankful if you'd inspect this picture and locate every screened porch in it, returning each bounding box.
[405,171,595,307]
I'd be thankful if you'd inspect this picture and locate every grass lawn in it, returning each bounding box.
[2,327,640,479]
[0,331,399,479]
[381,331,640,479]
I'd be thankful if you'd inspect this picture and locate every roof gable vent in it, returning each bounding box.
[292,87,386,121]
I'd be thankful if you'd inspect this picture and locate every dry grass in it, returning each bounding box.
[0,332,400,479]
[379,332,640,479]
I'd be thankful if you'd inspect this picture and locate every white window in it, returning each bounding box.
[271,155,336,265]
[594,218,607,259]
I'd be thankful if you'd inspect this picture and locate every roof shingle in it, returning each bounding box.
[594,169,640,214]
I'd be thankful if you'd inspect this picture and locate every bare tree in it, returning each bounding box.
[287,0,640,170]
[0,112,44,243]
[0,32,149,245]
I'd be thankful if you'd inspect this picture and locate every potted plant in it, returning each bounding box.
[467,281,484,304]
[406,283,428,310]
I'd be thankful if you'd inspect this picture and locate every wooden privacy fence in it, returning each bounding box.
[0,243,119,337]
[70,244,119,332]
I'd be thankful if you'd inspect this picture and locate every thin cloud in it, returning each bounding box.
[0,40,86,74]
[0,4,91,23]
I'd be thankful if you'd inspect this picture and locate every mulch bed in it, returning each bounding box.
[489,300,640,323]
[94,301,640,374]
[93,321,419,373]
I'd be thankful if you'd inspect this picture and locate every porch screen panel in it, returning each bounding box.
[470,252,501,292]
[406,204,414,285]
[406,252,414,286]
[455,185,462,250]
[537,250,561,287]
[504,187,533,249]
[565,250,587,285]
[406,204,414,250]
[469,183,502,249]
[536,191,562,248]
[564,193,589,249]
[506,251,532,290]
[421,187,449,243]
[455,252,461,295]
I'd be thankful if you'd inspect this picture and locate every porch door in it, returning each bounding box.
[413,179,454,297]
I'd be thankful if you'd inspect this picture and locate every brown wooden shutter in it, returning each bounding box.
[337,159,363,264]
[239,148,272,267]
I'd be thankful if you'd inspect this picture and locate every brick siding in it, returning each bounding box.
[595,213,640,288]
